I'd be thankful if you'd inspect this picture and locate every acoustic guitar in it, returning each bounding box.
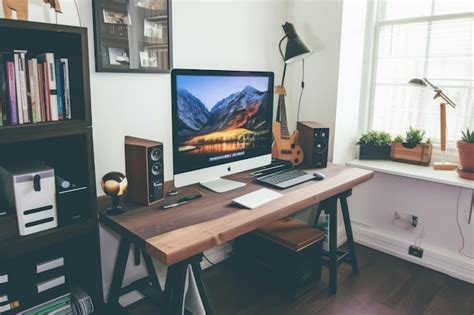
[272,86,304,165]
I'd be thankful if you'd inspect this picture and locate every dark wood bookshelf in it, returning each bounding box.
[0,19,103,313]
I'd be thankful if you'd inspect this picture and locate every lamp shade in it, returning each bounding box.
[282,22,312,64]
[409,78,427,87]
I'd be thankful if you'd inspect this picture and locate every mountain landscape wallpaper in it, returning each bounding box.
[175,75,272,171]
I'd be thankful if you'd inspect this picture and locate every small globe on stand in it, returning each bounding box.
[101,172,128,216]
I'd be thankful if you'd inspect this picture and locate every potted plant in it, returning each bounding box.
[391,127,433,166]
[457,128,474,179]
[357,131,392,160]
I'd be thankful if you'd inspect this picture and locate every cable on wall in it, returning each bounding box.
[456,188,474,258]
[296,59,305,122]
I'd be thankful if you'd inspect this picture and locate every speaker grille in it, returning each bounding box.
[148,146,164,203]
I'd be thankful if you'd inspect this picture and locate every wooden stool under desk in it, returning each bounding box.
[245,188,359,296]
[237,218,324,293]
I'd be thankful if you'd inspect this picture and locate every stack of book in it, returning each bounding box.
[0,50,72,127]
[14,288,93,315]
[18,293,73,315]
[0,273,21,314]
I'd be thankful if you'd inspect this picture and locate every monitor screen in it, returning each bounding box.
[171,69,274,175]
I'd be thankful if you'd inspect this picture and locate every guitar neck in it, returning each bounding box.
[278,94,290,139]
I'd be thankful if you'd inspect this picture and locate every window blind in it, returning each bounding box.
[370,0,474,145]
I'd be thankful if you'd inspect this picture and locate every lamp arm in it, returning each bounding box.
[424,78,456,108]
[423,78,438,90]
[439,92,456,108]
[279,35,287,61]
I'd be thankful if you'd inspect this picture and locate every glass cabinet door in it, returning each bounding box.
[93,0,171,73]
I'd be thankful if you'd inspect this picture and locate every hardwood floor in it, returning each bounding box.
[128,245,474,315]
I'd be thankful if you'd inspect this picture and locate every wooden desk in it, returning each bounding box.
[99,164,373,314]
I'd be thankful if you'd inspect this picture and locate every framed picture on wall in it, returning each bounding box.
[92,0,172,73]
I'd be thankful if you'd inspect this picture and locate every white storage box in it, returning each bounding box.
[0,163,57,236]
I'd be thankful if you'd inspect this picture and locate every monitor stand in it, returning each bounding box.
[200,178,246,193]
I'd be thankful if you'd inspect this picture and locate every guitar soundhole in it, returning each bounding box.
[291,143,296,149]
[294,159,299,164]
[297,150,301,155]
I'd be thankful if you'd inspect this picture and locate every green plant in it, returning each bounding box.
[461,128,474,143]
[357,131,392,146]
[405,127,426,146]
[394,135,403,143]
[426,138,432,145]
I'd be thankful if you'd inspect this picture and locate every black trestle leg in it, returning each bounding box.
[143,252,163,291]
[340,194,359,274]
[164,254,216,315]
[191,255,215,315]
[108,238,131,306]
[327,197,338,295]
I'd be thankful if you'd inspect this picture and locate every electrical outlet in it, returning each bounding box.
[394,211,419,227]
[409,245,423,258]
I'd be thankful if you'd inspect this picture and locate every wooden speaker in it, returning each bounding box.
[297,121,329,168]
[125,136,164,205]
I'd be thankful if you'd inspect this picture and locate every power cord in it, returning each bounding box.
[456,188,474,258]
[296,59,305,122]
[413,222,425,247]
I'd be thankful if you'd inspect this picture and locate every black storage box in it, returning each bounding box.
[359,144,392,160]
[57,186,90,226]
[236,219,324,292]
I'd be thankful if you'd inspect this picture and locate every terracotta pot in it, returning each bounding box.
[457,140,474,172]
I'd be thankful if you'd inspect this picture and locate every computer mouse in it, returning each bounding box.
[313,172,326,181]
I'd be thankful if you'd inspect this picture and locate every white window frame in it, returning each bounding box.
[362,0,474,150]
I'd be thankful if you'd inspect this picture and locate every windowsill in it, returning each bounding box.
[347,159,474,189]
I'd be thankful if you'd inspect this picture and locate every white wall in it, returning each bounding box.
[287,0,344,162]
[333,0,369,164]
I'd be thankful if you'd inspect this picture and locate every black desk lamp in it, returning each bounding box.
[409,77,457,170]
[277,22,312,120]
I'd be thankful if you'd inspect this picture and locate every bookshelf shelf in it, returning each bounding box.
[0,19,103,313]
[0,218,97,260]
[0,120,89,143]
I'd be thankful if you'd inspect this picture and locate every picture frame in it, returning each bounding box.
[92,0,172,73]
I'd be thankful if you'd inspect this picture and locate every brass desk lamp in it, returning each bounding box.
[409,78,457,170]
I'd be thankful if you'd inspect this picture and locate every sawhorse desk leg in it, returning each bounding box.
[107,238,163,313]
[313,189,359,294]
[164,254,215,315]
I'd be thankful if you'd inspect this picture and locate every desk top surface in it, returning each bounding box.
[99,163,373,265]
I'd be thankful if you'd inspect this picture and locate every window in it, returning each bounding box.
[369,0,474,145]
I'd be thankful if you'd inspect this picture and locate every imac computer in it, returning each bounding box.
[171,69,274,193]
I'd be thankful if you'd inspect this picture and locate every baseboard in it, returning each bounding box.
[353,225,474,284]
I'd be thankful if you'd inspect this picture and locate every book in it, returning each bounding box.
[0,54,7,126]
[54,59,64,120]
[42,61,51,121]
[27,58,41,123]
[60,58,71,119]
[0,300,20,313]
[32,58,42,123]
[13,50,29,124]
[37,64,46,122]
[5,61,18,125]
[37,53,58,121]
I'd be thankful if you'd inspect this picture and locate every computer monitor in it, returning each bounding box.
[171,69,274,192]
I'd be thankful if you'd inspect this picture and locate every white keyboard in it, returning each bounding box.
[232,188,283,209]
